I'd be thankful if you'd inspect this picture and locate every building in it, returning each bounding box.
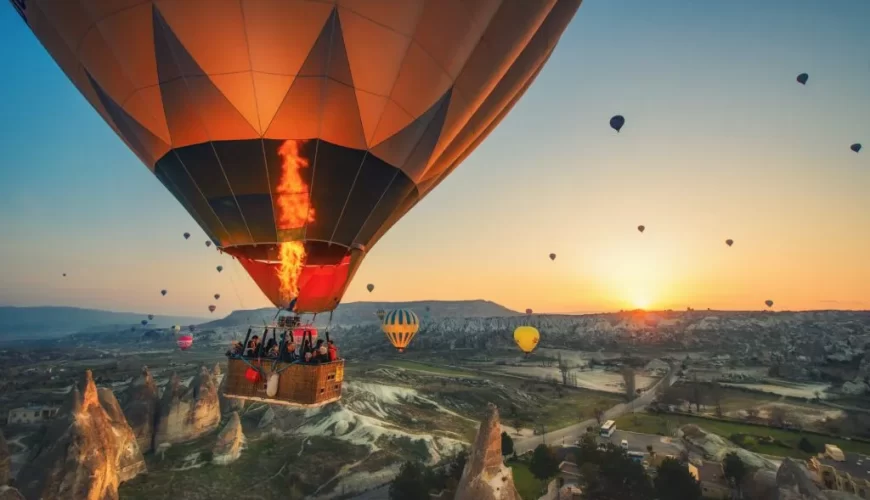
[540,460,583,500]
[696,461,731,500]
[807,444,870,499]
[7,406,58,425]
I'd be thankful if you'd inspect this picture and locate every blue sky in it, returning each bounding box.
[0,0,867,316]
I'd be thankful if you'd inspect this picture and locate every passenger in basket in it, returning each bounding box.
[245,335,261,357]
[303,351,317,364]
[316,342,329,363]
[280,342,298,363]
[327,340,338,362]
[225,341,242,358]
[264,338,278,358]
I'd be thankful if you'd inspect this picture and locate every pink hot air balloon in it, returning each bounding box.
[177,334,193,351]
[208,305,216,313]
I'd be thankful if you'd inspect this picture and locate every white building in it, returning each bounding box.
[7,406,58,425]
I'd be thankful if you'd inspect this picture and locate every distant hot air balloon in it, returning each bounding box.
[851,143,862,153]
[177,334,194,351]
[765,300,774,308]
[14,1,581,316]
[726,239,734,247]
[367,284,374,293]
[610,115,625,133]
[205,241,212,248]
[376,309,386,321]
[172,325,181,333]
[141,320,148,326]
[62,273,66,277]
[513,326,540,355]
[638,225,645,233]
[188,325,195,333]
[796,73,808,85]
[525,308,533,315]
[183,232,190,240]
[161,289,167,296]
[216,266,223,273]
[208,305,216,313]
[549,253,557,261]
[382,309,420,353]
[214,293,221,300]
[147,314,154,320]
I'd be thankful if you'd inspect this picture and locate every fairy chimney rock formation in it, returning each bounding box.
[16,370,146,500]
[212,412,245,465]
[0,487,25,500]
[154,368,220,447]
[455,403,522,500]
[218,373,245,415]
[122,366,159,453]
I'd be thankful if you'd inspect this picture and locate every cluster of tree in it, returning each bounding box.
[388,451,467,500]
[568,435,701,500]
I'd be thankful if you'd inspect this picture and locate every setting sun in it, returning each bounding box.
[632,297,651,310]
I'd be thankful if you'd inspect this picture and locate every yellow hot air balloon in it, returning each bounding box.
[513,326,540,355]
[382,309,420,353]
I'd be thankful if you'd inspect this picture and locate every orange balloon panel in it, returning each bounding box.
[17,0,581,312]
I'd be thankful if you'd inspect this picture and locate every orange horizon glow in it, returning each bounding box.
[274,140,314,307]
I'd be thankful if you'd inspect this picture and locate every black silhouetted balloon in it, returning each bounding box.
[796,73,808,85]
[183,232,190,240]
[216,266,223,273]
[205,241,212,247]
[549,253,556,261]
[851,143,862,153]
[610,115,625,133]
[161,289,167,296]
[214,293,221,300]
[638,225,645,233]
[726,239,734,247]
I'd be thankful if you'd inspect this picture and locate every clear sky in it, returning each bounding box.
[1,0,868,317]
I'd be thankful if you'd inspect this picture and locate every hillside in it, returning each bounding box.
[200,300,519,329]
[0,307,209,341]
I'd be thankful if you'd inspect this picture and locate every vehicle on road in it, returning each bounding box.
[600,420,617,437]
[621,439,629,450]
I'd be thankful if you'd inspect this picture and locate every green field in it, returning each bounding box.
[381,359,481,377]
[616,413,870,459]
[509,460,548,500]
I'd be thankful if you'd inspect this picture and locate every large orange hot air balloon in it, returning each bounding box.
[17,0,581,313]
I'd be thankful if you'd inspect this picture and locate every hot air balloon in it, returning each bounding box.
[62,273,66,277]
[851,143,862,153]
[382,309,420,353]
[214,293,221,300]
[726,239,734,247]
[610,115,625,133]
[14,1,581,315]
[172,325,181,333]
[183,232,190,240]
[513,326,540,355]
[147,314,154,320]
[161,289,167,296]
[638,225,645,233]
[796,73,808,85]
[141,320,148,326]
[216,266,223,273]
[177,334,194,351]
[765,300,774,308]
[367,284,374,293]
[525,308,533,315]
[376,309,386,321]
[205,241,212,248]
[549,253,557,261]
[188,325,195,333]
[208,305,216,313]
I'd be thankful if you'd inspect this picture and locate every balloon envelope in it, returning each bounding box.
[367,284,374,293]
[765,300,774,308]
[549,253,556,261]
[726,239,733,247]
[214,293,221,300]
[141,320,148,326]
[851,143,862,153]
[147,314,154,320]
[62,273,66,277]
[161,289,167,296]
[188,325,195,332]
[15,1,581,314]
[382,309,420,353]
[205,241,212,248]
[525,308,533,315]
[376,309,386,321]
[216,266,223,273]
[796,73,808,85]
[208,305,216,313]
[172,325,181,332]
[183,232,190,239]
[177,334,193,351]
[610,115,625,132]
[513,326,540,354]
[638,225,645,233]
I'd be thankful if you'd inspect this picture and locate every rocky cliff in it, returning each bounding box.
[0,487,24,500]
[122,366,159,453]
[212,412,245,465]
[218,373,244,415]
[16,370,146,500]
[154,367,221,448]
[455,403,521,500]
[0,430,9,486]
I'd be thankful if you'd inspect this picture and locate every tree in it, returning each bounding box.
[529,444,560,481]
[593,407,604,425]
[769,406,789,427]
[448,451,468,481]
[723,452,748,498]
[389,461,430,500]
[710,382,724,417]
[798,437,817,454]
[501,431,514,457]
[654,457,701,500]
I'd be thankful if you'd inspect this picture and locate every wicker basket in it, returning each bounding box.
[223,358,344,407]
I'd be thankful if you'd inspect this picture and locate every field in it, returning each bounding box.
[508,460,548,500]
[615,413,870,459]
[379,359,481,377]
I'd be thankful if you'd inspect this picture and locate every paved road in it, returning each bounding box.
[512,364,679,454]
[605,430,685,456]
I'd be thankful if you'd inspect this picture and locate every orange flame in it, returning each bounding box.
[275,140,315,307]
